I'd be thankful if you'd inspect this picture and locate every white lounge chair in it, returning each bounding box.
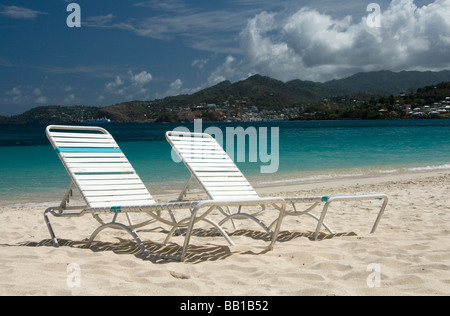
[166,131,389,240]
[44,125,286,261]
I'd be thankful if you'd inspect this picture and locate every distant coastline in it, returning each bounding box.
[1,71,450,125]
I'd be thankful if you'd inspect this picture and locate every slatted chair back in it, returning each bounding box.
[46,125,155,209]
[166,131,260,200]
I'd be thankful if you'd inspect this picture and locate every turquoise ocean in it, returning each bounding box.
[1,120,449,206]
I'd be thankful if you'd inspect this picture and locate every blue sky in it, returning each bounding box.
[0,0,448,115]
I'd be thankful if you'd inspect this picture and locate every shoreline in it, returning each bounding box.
[2,167,448,207]
[257,169,449,196]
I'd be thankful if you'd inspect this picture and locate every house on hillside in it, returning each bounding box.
[403,104,412,113]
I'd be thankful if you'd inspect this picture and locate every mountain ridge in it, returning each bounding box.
[2,70,450,124]
[324,70,450,94]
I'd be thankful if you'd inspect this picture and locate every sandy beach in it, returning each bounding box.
[0,170,449,296]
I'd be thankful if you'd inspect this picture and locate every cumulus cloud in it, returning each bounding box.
[164,79,185,97]
[211,0,450,83]
[104,70,153,100]
[130,70,153,85]
[105,76,124,91]
[158,78,206,98]
[208,55,238,85]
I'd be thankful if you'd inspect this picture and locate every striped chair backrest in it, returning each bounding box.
[166,131,260,200]
[46,125,155,209]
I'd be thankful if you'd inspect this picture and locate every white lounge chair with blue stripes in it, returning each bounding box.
[166,131,389,241]
[44,125,286,261]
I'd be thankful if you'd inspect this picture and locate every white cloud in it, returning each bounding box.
[209,0,450,83]
[105,76,124,91]
[4,86,30,104]
[208,55,238,86]
[4,86,49,105]
[130,70,153,85]
[6,86,21,96]
[34,88,48,104]
[192,58,210,69]
[84,14,116,27]
[104,70,153,100]
[84,2,264,54]
[0,5,48,20]
[157,79,194,98]
[164,79,185,97]
[63,94,76,104]
[111,0,374,54]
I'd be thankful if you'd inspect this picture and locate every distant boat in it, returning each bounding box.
[82,117,112,124]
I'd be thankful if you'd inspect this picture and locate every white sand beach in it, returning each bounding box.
[0,170,449,296]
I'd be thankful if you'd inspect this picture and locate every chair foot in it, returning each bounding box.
[86,222,151,258]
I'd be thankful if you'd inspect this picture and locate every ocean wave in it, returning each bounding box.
[407,164,450,172]
[377,164,450,174]
[255,163,450,187]
[256,171,366,186]
[258,174,334,185]
[378,169,399,174]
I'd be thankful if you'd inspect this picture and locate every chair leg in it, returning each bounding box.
[177,200,287,261]
[86,222,151,258]
[164,216,235,247]
[45,208,181,261]
[44,208,59,247]
[268,202,335,235]
[168,209,183,236]
[267,201,286,250]
[217,206,238,230]
[313,201,333,240]
[86,221,186,261]
[371,196,389,234]
[312,195,389,240]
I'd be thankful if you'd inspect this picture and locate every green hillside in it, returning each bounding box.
[1,70,450,124]
[325,70,450,94]
[5,105,101,125]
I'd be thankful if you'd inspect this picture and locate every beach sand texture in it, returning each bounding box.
[0,171,449,296]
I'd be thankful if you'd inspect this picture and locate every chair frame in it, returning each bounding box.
[166,131,389,240]
[45,125,286,261]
